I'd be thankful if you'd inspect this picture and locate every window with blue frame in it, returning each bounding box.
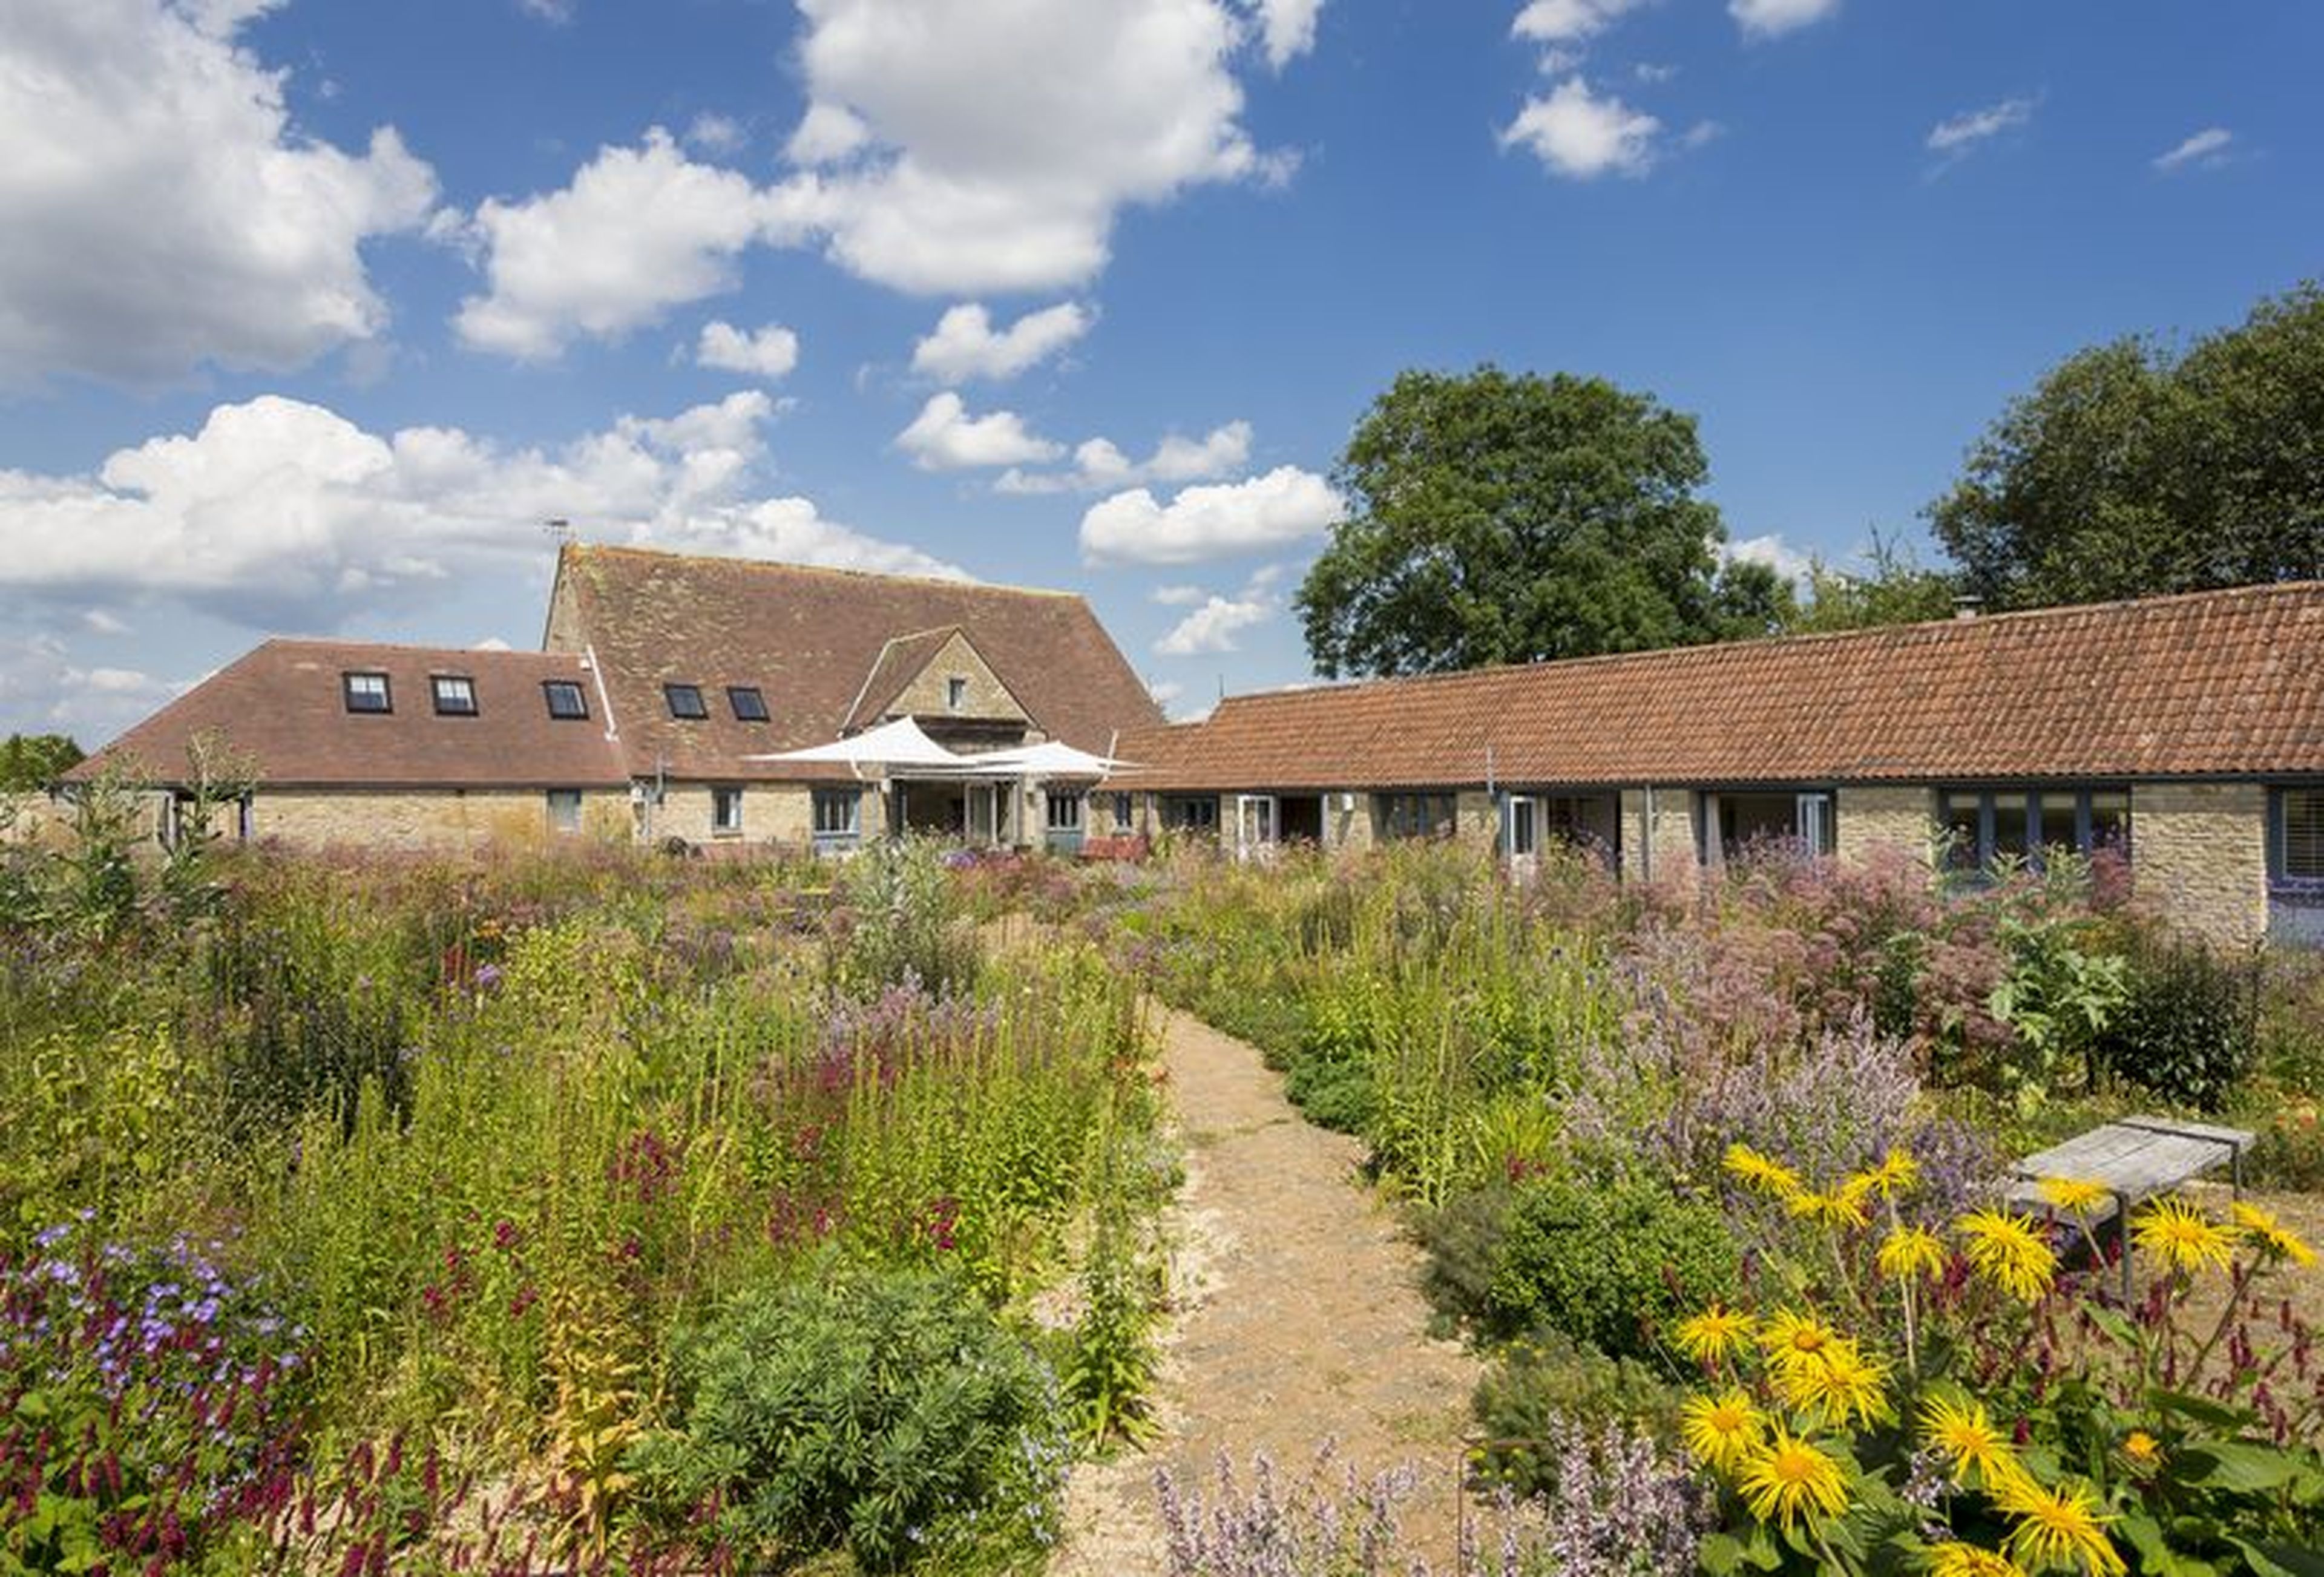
[1937,785,2130,874]
[2273,787,2324,885]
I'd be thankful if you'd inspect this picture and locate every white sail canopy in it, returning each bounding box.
[952,739,1135,778]
[741,715,967,770]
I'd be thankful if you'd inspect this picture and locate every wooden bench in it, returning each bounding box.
[2009,1115,2254,1299]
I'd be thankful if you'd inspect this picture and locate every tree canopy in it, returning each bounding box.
[1785,533,1960,635]
[0,733,82,792]
[1930,281,2324,609]
[1295,367,1788,678]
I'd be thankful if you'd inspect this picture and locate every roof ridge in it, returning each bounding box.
[1219,578,2324,710]
[564,540,1083,599]
[255,636,584,661]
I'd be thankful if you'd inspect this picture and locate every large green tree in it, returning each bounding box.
[1295,366,1788,678]
[1931,281,2324,609]
[0,733,82,791]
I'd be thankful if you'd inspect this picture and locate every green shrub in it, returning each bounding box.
[1282,1054,1374,1133]
[1468,1328,1684,1497]
[836,837,982,998]
[2093,934,2260,1112]
[634,1262,1069,1571]
[1483,1172,1738,1359]
[1414,1182,1518,1334]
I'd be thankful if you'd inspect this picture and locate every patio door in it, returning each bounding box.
[1505,795,1540,859]
[1235,794,1277,859]
[966,782,1000,845]
[1796,792,1834,857]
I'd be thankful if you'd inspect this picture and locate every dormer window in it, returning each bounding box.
[543,680,589,720]
[728,686,769,723]
[343,672,392,713]
[431,675,478,716]
[946,676,968,712]
[665,683,708,720]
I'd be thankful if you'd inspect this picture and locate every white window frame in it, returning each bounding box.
[431,674,478,716]
[711,785,744,836]
[812,787,861,839]
[1506,794,1540,858]
[1235,793,1278,858]
[946,675,969,712]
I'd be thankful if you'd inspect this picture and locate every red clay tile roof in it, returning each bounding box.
[71,641,628,789]
[551,544,1162,782]
[1113,581,2324,792]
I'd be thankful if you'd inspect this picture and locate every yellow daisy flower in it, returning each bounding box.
[1996,1475,2126,1577]
[2230,1200,2317,1268]
[2119,1430,2163,1473]
[1926,1544,2028,1577]
[1957,1207,2059,1302]
[2036,1175,2113,1217]
[1774,1341,1894,1429]
[1736,1428,1850,1531]
[1877,1224,1948,1281]
[1724,1142,1804,1199]
[1862,1148,1920,1198]
[1680,1388,1765,1475]
[2131,1196,2236,1277]
[1758,1308,1842,1376]
[1675,1303,1757,1366]
[1790,1185,1873,1230]
[1919,1393,2016,1489]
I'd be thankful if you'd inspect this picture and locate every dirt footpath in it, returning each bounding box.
[1050,1006,1482,1575]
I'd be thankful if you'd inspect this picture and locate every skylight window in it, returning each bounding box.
[543,680,589,720]
[665,683,709,720]
[728,686,769,722]
[343,672,392,714]
[431,675,478,716]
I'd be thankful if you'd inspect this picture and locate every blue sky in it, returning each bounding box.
[1,0,2316,744]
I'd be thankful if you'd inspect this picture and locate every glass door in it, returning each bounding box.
[1235,794,1277,859]
[1795,792,1834,857]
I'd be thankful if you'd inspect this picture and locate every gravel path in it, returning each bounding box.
[1049,1006,1483,1575]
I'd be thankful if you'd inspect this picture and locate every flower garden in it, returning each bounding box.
[2,819,2322,1575]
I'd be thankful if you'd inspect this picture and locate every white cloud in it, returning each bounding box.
[1633,61,1677,84]
[455,130,779,358]
[697,320,801,379]
[1728,0,1842,39]
[1080,465,1342,566]
[517,0,574,22]
[1512,0,1649,45]
[894,393,1064,470]
[81,609,133,637]
[997,420,1250,494]
[1926,96,2036,155]
[1503,77,1661,179]
[1247,0,1324,68]
[0,0,438,387]
[1725,532,1814,585]
[0,392,961,631]
[0,630,188,741]
[685,112,748,155]
[2153,126,2233,174]
[1155,594,1270,655]
[1151,584,1208,606]
[911,301,1092,383]
[770,0,1279,294]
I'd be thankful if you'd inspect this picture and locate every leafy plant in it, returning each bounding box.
[2095,931,2262,1112]
[1468,1329,1686,1498]
[1481,1171,1738,1359]
[632,1261,1071,1570]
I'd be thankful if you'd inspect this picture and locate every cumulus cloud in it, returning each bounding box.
[0,629,187,740]
[0,0,438,387]
[1079,465,1341,566]
[894,393,1064,470]
[2153,126,2234,174]
[1512,0,1649,46]
[1728,0,1842,38]
[454,130,786,358]
[1154,594,1271,655]
[684,112,748,155]
[997,420,1250,494]
[911,302,1092,383]
[1503,77,1661,179]
[1926,96,2037,156]
[1247,0,1324,68]
[0,392,961,631]
[769,0,1281,293]
[1725,532,1814,585]
[697,320,801,378]
[1151,585,1208,606]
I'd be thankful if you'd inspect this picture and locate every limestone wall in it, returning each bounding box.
[643,781,888,851]
[1836,785,1935,867]
[2131,782,2270,947]
[885,631,1031,726]
[253,789,630,851]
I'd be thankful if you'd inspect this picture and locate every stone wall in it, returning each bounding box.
[254,788,630,851]
[2132,782,2270,947]
[1615,787,1701,885]
[1836,785,1935,867]
[885,631,1031,726]
[643,781,891,851]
